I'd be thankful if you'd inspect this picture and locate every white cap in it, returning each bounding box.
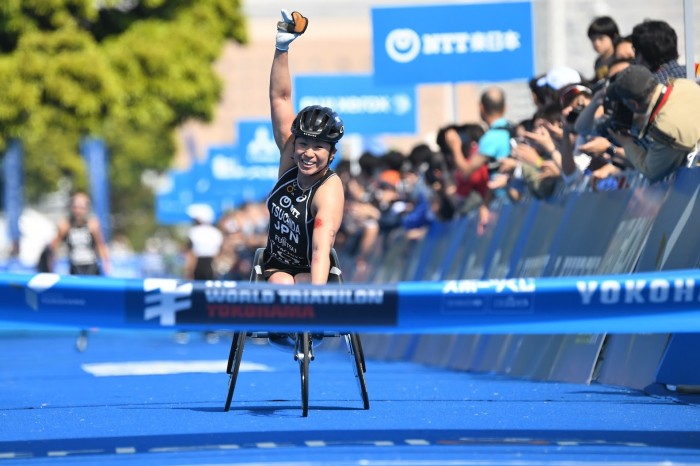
[186,203,216,224]
[543,66,581,90]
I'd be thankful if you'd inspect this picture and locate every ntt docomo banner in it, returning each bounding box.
[371,2,534,85]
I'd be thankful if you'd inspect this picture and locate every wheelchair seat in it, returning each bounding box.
[248,247,343,284]
[250,247,343,349]
[223,247,368,417]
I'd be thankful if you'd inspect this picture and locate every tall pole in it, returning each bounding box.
[683,0,696,79]
[547,0,566,68]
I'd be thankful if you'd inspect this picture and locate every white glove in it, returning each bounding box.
[275,9,308,51]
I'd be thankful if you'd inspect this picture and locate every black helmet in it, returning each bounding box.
[291,105,344,144]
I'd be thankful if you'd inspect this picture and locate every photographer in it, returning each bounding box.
[561,80,630,182]
[604,65,700,182]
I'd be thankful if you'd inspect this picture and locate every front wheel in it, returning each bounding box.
[298,332,310,417]
[224,332,246,412]
[347,334,369,410]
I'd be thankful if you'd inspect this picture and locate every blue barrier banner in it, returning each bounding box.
[511,199,568,278]
[482,202,537,279]
[542,189,633,277]
[597,184,667,274]
[460,207,504,279]
[80,137,111,242]
[654,333,700,385]
[293,74,416,135]
[371,2,534,85]
[2,269,700,334]
[2,139,23,244]
[635,168,700,271]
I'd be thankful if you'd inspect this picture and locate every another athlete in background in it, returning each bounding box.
[51,191,110,351]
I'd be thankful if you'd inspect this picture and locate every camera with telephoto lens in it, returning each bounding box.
[600,91,634,134]
[599,74,635,135]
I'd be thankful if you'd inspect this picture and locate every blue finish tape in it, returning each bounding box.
[1,269,699,334]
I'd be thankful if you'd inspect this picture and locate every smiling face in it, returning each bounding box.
[293,136,335,176]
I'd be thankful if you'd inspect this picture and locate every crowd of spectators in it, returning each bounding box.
[191,16,700,283]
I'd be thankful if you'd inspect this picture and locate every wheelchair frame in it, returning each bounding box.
[223,248,369,417]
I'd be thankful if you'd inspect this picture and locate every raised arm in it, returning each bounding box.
[270,50,295,156]
[270,10,308,177]
[444,128,486,178]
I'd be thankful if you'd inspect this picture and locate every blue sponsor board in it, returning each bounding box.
[208,120,279,207]
[371,2,534,85]
[294,74,416,135]
[155,120,280,225]
[80,137,111,242]
[3,139,23,244]
[155,168,195,225]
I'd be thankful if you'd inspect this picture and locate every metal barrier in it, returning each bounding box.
[357,168,700,394]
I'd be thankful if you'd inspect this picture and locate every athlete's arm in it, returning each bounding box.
[50,219,69,253]
[445,128,487,178]
[183,238,195,280]
[309,176,344,285]
[89,218,111,275]
[270,49,296,177]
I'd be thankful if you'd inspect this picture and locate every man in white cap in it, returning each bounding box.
[542,65,582,93]
[179,204,224,344]
[184,203,223,281]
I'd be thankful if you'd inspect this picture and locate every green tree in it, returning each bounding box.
[0,0,247,249]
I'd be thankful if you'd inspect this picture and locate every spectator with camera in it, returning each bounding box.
[570,56,637,179]
[605,65,700,182]
[443,87,512,234]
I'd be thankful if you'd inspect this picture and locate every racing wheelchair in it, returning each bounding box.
[223,248,369,417]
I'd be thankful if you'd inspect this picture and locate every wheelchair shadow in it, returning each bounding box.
[229,404,365,417]
[183,404,364,416]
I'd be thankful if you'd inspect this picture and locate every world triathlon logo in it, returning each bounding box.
[385,27,522,64]
[143,279,193,326]
[25,273,62,311]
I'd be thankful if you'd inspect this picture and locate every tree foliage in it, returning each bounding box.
[0,0,247,247]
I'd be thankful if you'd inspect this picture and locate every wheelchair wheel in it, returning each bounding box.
[224,332,246,412]
[346,334,370,410]
[297,332,310,417]
[353,333,367,373]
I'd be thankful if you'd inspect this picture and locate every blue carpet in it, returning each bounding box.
[1,330,699,465]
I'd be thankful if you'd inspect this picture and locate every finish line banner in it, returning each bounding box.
[2,270,700,333]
